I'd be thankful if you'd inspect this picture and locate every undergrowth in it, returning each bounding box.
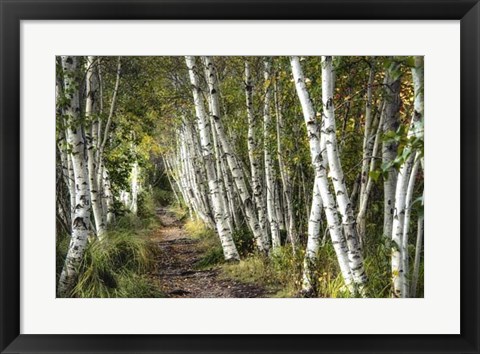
[184,219,224,269]
[56,192,165,298]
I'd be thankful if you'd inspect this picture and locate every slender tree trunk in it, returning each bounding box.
[202,56,269,254]
[321,56,368,294]
[382,61,401,239]
[102,167,115,224]
[185,56,240,261]
[391,153,415,297]
[58,56,92,297]
[130,160,139,215]
[291,56,355,295]
[97,56,121,226]
[357,61,376,244]
[245,60,267,238]
[184,121,216,228]
[401,153,421,295]
[263,59,281,249]
[56,72,76,226]
[273,74,298,250]
[210,114,235,234]
[391,56,424,297]
[85,56,106,237]
[356,103,385,231]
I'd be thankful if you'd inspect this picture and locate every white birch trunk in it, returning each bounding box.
[185,56,240,261]
[357,62,376,243]
[382,62,401,238]
[273,75,298,250]
[321,56,368,293]
[401,153,421,295]
[85,56,106,237]
[102,167,115,224]
[183,122,215,227]
[97,57,121,226]
[58,56,91,297]
[56,74,76,226]
[263,59,281,249]
[391,56,424,297]
[130,161,139,215]
[204,80,234,234]
[202,56,269,254]
[245,60,267,236]
[391,153,415,297]
[291,56,355,295]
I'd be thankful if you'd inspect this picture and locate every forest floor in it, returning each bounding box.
[149,207,270,298]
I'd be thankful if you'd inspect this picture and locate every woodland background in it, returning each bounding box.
[56,56,423,298]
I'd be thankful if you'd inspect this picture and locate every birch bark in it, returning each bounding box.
[401,154,421,295]
[273,74,298,250]
[202,56,269,254]
[382,62,401,239]
[185,56,240,261]
[85,56,106,237]
[263,59,281,249]
[391,56,424,297]
[58,56,92,297]
[291,56,355,295]
[321,56,368,293]
[245,60,267,235]
[97,56,121,225]
[357,61,376,243]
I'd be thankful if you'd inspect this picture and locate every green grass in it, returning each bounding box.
[219,238,421,298]
[183,219,226,269]
[221,246,304,297]
[68,228,163,298]
[56,192,166,298]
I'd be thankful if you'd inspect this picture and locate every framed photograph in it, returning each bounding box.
[1,0,478,353]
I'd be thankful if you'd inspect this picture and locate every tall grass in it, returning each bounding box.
[56,191,165,298]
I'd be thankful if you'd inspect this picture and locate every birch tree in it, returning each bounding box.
[263,59,281,249]
[357,60,376,244]
[245,60,267,235]
[390,56,424,297]
[202,56,269,254]
[291,56,355,295]
[273,71,298,250]
[382,61,401,239]
[185,56,240,261]
[85,56,106,237]
[321,56,368,293]
[58,56,92,296]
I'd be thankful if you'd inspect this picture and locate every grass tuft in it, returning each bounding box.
[69,229,162,298]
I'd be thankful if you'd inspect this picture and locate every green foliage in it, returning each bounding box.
[137,191,156,220]
[232,227,255,256]
[152,188,173,207]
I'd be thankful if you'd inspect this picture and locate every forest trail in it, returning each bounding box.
[150,207,269,298]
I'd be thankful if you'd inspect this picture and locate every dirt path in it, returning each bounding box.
[150,208,268,298]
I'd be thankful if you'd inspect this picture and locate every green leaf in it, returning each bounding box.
[369,170,381,182]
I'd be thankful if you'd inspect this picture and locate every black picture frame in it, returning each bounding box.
[1,0,478,353]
